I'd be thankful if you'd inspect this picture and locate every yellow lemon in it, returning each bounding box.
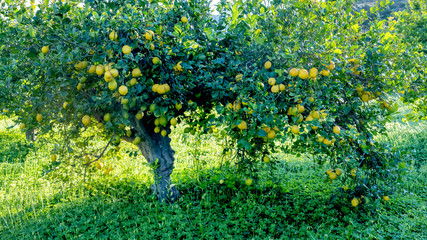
[383,196,390,201]
[181,16,188,23]
[271,85,279,93]
[279,84,285,91]
[152,57,161,65]
[311,111,320,119]
[309,68,318,78]
[245,178,253,186]
[329,172,337,180]
[150,43,155,50]
[145,31,154,41]
[133,137,141,145]
[76,83,83,90]
[264,61,272,69]
[321,69,330,76]
[130,78,138,86]
[51,154,57,162]
[238,121,248,130]
[351,198,359,207]
[361,94,370,102]
[41,46,49,54]
[236,74,243,81]
[268,78,276,86]
[351,169,357,177]
[170,118,178,126]
[108,80,117,90]
[104,71,113,82]
[291,125,300,134]
[132,68,142,77]
[104,113,111,122]
[88,65,96,74]
[335,168,343,176]
[136,111,144,120]
[161,130,167,137]
[298,69,309,79]
[110,69,119,78]
[19,123,26,129]
[333,126,341,135]
[154,126,161,133]
[119,85,128,95]
[263,156,270,163]
[122,45,132,54]
[327,61,335,70]
[267,129,276,139]
[96,65,104,76]
[289,68,299,77]
[36,114,43,122]
[109,31,118,41]
[63,102,68,109]
[308,97,314,102]
[82,115,91,126]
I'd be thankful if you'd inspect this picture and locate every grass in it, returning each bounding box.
[0,109,426,239]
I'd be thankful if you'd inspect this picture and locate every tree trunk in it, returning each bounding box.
[130,118,179,203]
[25,128,36,141]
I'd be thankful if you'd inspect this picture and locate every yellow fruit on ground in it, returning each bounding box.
[279,84,285,91]
[298,69,309,79]
[291,125,300,134]
[267,130,276,139]
[51,154,57,162]
[63,102,68,109]
[170,118,178,126]
[154,126,161,133]
[135,111,144,120]
[41,46,49,54]
[236,74,243,81]
[119,85,128,95]
[181,16,188,23]
[161,130,167,137]
[145,31,154,41]
[96,65,104,76]
[108,80,117,90]
[122,45,132,54]
[245,178,253,186]
[351,169,357,177]
[289,68,299,77]
[309,68,318,78]
[329,172,337,180]
[82,115,91,126]
[88,65,96,74]
[36,114,43,122]
[333,126,341,135]
[152,57,161,65]
[238,121,248,130]
[264,61,272,69]
[271,85,279,93]
[343,185,349,191]
[132,68,142,77]
[110,69,119,78]
[268,78,276,86]
[335,168,343,176]
[109,31,118,41]
[383,196,390,201]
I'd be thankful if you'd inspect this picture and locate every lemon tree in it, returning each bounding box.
[0,0,421,203]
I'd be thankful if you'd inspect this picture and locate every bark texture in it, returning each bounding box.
[130,117,179,203]
[25,129,36,141]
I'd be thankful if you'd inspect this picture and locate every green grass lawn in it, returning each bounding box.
[0,110,426,239]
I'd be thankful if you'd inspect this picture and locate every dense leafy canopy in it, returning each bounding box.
[0,0,424,203]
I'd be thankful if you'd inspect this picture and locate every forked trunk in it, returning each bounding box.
[131,118,179,203]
